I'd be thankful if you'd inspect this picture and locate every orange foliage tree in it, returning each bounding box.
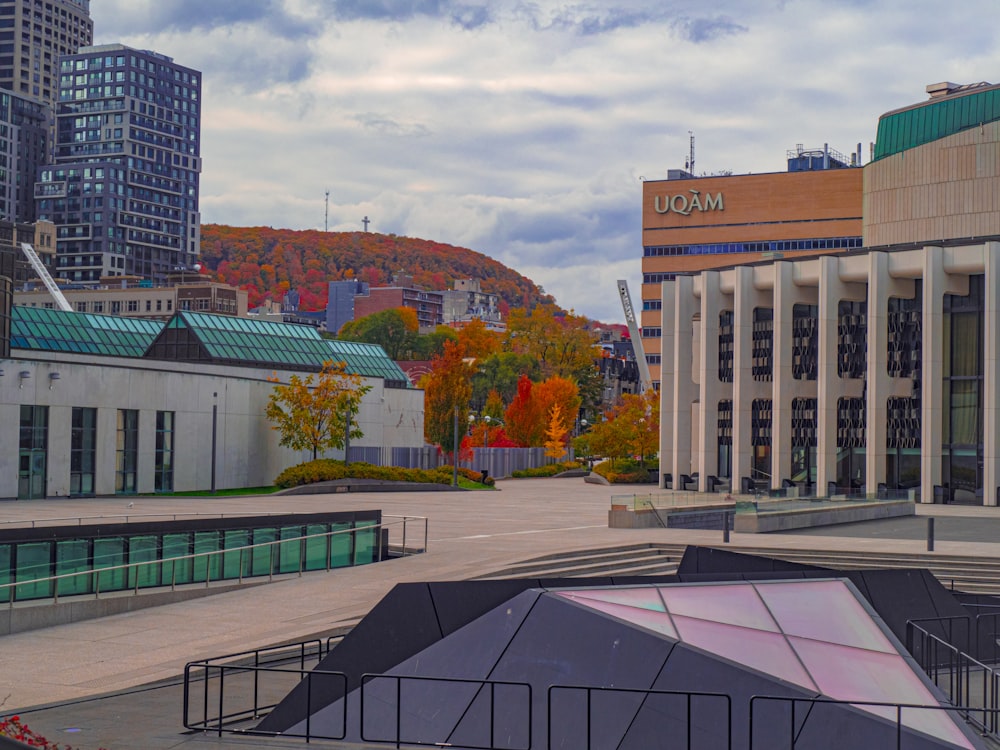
[265,361,372,460]
[544,403,568,460]
[421,340,474,456]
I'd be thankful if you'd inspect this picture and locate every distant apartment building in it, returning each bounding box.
[15,272,247,319]
[326,276,445,334]
[441,278,503,330]
[0,91,49,221]
[0,0,93,117]
[35,43,202,283]
[7,217,54,284]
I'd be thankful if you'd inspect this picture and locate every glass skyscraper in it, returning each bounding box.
[35,43,201,282]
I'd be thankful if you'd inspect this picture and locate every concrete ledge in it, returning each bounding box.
[279,479,465,495]
[609,502,734,529]
[0,581,267,636]
[735,499,914,533]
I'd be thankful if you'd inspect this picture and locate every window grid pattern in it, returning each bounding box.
[837,397,866,448]
[751,399,773,446]
[11,304,161,356]
[115,408,138,494]
[752,308,773,382]
[792,398,818,447]
[70,406,96,497]
[886,397,921,449]
[718,310,734,382]
[887,291,921,380]
[643,236,863,257]
[838,301,867,379]
[792,304,818,381]
[155,410,174,493]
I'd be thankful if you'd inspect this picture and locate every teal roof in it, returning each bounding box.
[873,83,1000,161]
[156,312,410,386]
[10,305,163,357]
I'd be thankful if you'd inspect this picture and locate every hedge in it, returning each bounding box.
[275,460,494,489]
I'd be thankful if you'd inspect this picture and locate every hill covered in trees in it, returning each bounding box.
[199,224,555,312]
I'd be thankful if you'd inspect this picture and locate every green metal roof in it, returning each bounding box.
[873,84,1000,161]
[161,312,411,386]
[10,305,163,357]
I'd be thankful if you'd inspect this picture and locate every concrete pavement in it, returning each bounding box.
[2,478,1000,712]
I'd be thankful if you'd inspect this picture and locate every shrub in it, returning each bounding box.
[511,461,583,478]
[275,460,494,489]
[593,459,655,484]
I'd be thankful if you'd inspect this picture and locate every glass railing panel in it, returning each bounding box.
[192,531,221,582]
[94,537,126,591]
[55,539,92,596]
[304,524,328,571]
[330,523,353,567]
[223,530,250,579]
[278,526,304,574]
[16,541,53,600]
[161,532,192,585]
[251,528,276,576]
[353,522,377,565]
[0,544,10,603]
[127,535,159,589]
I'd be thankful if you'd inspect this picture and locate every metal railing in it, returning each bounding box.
[0,511,293,529]
[0,515,427,609]
[184,639,343,737]
[907,617,1000,735]
[548,685,731,750]
[748,694,998,749]
[361,674,532,750]
[611,492,736,511]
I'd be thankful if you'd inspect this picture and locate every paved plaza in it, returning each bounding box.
[2,478,1000,747]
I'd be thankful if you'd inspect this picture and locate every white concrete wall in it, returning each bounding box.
[0,354,425,499]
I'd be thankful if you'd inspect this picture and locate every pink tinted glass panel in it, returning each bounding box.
[755,581,895,652]
[672,614,816,691]
[558,596,678,639]
[658,583,779,632]
[789,636,973,748]
[556,587,666,612]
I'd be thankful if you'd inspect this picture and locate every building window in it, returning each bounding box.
[751,399,772,484]
[942,274,984,504]
[115,408,138,494]
[792,304,818,380]
[155,410,174,492]
[886,397,920,490]
[18,405,47,499]
[836,397,866,493]
[751,308,773,382]
[887,286,921,379]
[791,398,817,489]
[718,310,734,382]
[837,301,867,379]
[717,400,732,479]
[70,407,96,497]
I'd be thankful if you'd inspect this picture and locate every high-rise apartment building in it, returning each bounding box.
[0,0,92,105]
[0,89,48,221]
[35,43,202,282]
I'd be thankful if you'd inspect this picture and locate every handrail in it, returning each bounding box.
[548,684,731,750]
[0,515,428,608]
[748,694,999,749]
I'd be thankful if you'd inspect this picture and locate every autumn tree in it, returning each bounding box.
[471,352,540,410]
[544,404,568,460]
[586,390,660,466]
[504,305,598,381]
[338,307,419,359]
[455,318,501,360]
[265,360,372,461]
[533,376,580,439]
[504,374,545,447]
[421,339,475,456]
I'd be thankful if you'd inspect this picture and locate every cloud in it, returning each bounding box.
[330,0,494,27]
[352,113,433,138]
[671,15,748,43]
[96,0,319,38]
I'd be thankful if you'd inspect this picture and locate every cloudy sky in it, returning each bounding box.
[92,1,999,322]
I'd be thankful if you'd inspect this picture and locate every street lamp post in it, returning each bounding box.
[452,406,459,487]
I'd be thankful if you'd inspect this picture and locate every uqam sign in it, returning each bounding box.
[653,190,724,216]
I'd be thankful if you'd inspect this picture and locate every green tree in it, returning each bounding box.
[470,352,541,409]
[265,360,372,460]
[412,325,459,360]
[338,307,419,359]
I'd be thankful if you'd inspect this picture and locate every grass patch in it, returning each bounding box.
[141,486,279,497]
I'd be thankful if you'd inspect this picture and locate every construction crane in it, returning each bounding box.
[20,242,72,312]
[617,279,653,393]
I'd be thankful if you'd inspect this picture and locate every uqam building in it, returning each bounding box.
[652,81,1000,504]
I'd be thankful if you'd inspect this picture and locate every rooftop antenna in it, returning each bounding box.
[324,190,329,232]
[684,130,695,175]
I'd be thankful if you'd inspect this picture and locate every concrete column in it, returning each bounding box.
[137,409,156,494]
[865,253,890,494]
[732,267,756,491]
[95,407,118,496]
[921,247,945,503]
[817,257,841,494]
[672,275,698,485]
[697,272,723,492]
[659,280,676,487]
[771,262,794,490]
[984,242,1000,506]
[47,406,71,498]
